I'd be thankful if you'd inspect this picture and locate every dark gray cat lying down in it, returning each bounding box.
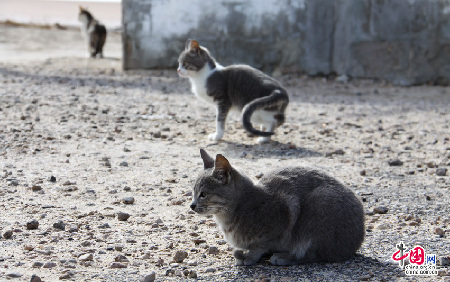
[190,149,365,266]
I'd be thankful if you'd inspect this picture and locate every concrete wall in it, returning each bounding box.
[122,0,450,85]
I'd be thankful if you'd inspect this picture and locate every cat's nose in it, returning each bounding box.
[190,204,196,211]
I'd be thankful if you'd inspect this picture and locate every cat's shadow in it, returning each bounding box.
[207,140,322,160]
[232,254,404,279]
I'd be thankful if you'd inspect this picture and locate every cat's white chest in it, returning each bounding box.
[188,64,222,105]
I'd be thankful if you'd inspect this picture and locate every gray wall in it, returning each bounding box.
[122,0,450,85]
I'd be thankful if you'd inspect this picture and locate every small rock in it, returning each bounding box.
[3,230,13,239]
[117,212,131,221]
[110,262,127,268]
[373,206,389,214]
[32,262,44,268]
[436,168,447,176]
[114,255,129,263]
[26,219,39,230]
[119,161,128,167]
[360,170,366,176]
[435,227,445,236]
[49,176,57,182]
[208,246,219,255]
[98,223,111,229]
[114,244,124,251]
[30,274,42,282]
[426,161,437,168]
[173,250,188,263]
[143,271,156,282]
[53,220,66,231]
[205,267,216,273]
[377,223,391,230]
[80,241,91,247]
[388,159,403,166]
[6,272,23,278]
[122,197,135,205]
[79,253,93,261]
[59,271,75,280]
[31,185,42,191]
[187,270,198,278]
[43,262,57,268]
[439,256,450,266]
[68,224,79,232]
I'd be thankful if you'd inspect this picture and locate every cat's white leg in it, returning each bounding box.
[208,106,227,141]
[208,125,224,141]
[257,122,275,144]
[234,248,265,266]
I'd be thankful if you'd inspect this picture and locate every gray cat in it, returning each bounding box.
[190,149,365,266]
[177,40,289,144]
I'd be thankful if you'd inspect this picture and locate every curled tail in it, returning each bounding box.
[242,90,289,136]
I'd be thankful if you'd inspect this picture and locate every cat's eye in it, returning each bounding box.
[182,61,188,67]
[199,192,206,199]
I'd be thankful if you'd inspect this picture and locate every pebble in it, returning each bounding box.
[59,271,75,280]
[32,261,44,268]
[49,176,56,182]
[373,206,389,214]
[388,159,403,166]
[377,223,391,230]
[98,223,111,229]
[68,224,79,232]
[436,168,447,176]
[208,246,219,255]
[26,219,39,230]
[434,227,445,236]
[31,185,42,191]
[173,250,188,263]
[43,261,57,268]
[30,274,42,282]
[122,197,135,205]
[3,230,13,239]
[143,271,156,282]
[439,256,450,266]
[119,161,129,167]
[6,272,23,278]
[117,212,131,221]
[79,253,94,261]
[187,270,198,278]
[114,255,129,263]
[110,262,127,268]
[53,220,66,230]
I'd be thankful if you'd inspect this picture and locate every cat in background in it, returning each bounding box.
[190,149,365,266]
[177,40,289,144]
[78,6,107,58]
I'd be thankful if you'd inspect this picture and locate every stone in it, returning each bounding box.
[208,246,219,255]
[122,197,135,205]
[143,271,156,282]
[53,220,66,231]
[173,250,188,263]
[436,168,447,176]
[30,274,42,282]
[373,206,389,214]
[5,272,23,278]
[110,262,127,268]
[117,212,131,221]
[434,227,445,236]
[43,262,57,268]
[49,176,56,182]
[3,230,13,239]
[388,159,403,166]
[26,219,39,230]
[187,270,198,278]
[79,253,94,261]
[32,262,44,268]
[114,255,129,263]
[439,256,450,266]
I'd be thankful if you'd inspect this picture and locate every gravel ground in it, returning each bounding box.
[0,25,449,281]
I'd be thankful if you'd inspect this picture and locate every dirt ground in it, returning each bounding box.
[0,24,449,281]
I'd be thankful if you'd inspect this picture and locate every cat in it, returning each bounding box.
[190,149,365,266]
[177,40,289,144]
[78,6,107,58]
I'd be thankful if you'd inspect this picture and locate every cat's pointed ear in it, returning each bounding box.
[79,6,83,12]
[213,154,231,184]
[200,148,214,169]
[186,39,200,53]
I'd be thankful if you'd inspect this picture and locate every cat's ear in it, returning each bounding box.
[186,39,200,53]
[200,148,214,169]
[213,154,231,184]
[79,6,83,12]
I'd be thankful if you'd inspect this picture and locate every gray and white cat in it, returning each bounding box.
[78,6,107,58]
[178,40,289,144]
[191,149,365,266]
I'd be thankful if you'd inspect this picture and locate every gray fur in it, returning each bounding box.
[191,149,365,266]
[178,40,289,143]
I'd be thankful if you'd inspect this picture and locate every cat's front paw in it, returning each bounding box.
[208,132,223,141]
[257,136,271,144]
[270,253,296,266]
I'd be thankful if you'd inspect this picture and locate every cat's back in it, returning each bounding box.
[221,64,280,87]
[257,166,348,199]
